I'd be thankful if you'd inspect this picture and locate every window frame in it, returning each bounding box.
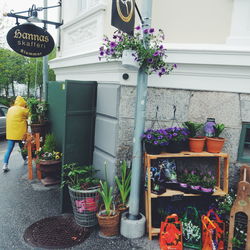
[238,123,250,163]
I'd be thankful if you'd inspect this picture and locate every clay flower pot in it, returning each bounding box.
[206,137,225,153]
[188,137,206,152]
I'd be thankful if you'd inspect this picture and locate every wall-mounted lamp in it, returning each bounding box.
[3,2,63,28]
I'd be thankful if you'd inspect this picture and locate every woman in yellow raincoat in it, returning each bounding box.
[3,96,29,172]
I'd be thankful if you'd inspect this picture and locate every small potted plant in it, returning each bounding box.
[177,169,189,189]
[186,170,201,192]
[61,163,100,227]
[183,121,205,152]
[36,133,62,186]
[96,162,120,237]
[115,160,131,214]
[200,170,216,193]
[206,123,225,153]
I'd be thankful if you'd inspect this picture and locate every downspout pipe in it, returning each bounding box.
[128,0,152,219]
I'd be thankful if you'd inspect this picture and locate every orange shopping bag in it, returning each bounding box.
[201,215,217,250]
[206,209,225,250]
[159,214,183,250]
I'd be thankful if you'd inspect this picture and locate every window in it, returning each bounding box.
[238,123,250,162]
[1,107,8,116]
[79,0,88,12]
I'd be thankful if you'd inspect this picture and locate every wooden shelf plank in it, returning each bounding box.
[149,187,226,198]
[146,151,228,159]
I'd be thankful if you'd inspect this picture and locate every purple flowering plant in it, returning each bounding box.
[142,129,169,146]
[200,170,216,188]
[142,127,189,146]
[165,127,189,142]
[99,26,177,76]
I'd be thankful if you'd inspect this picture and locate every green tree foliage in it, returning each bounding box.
[0,47,56,99]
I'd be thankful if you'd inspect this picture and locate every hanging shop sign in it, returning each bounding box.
[6,23,54,58]
[111,0,135,35]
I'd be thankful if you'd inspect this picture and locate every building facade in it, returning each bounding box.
[50,0,250,185]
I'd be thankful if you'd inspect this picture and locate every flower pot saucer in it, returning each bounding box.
[41,176,60,186]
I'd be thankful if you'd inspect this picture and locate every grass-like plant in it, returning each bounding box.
[98,162,114,216]
[115,161,131,206]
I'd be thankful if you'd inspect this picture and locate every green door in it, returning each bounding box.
[47,80,97,212]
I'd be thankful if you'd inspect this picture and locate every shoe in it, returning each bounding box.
[2,164,9,173]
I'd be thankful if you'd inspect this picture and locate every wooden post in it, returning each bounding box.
[27,133,33,180]
[35,133,42,180]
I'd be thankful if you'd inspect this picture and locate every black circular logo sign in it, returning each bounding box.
[7,23,54,58]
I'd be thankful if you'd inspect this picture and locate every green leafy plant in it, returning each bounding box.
[115,161,131,206]
[27,98,48,124]
[200,170,216,188]
[232,226,247,249]
[182,121,203,138]
[61,163,99,190]
[36,133,62,161]
[213,123,225,137]
[186,169,201,186]
[98,162,114,216]
[177,168,189,183]
[99,26,176,76]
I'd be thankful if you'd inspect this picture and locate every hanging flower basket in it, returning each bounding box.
[121,50,139,70]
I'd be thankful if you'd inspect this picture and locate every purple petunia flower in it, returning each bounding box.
[153,51,159,56]
[99,51,104,56]
[135,25,141,30]
[149,28,154,33]
[147,58,153,63]
[143,29,148,34]
[161,68,166,73]
[159,45,164,50]
[110,41,117,48]
[147,134,152,139]
[153,141,158,145]
[173,64,177,68]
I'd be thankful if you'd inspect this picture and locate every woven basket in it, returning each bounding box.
[97,209,120,237]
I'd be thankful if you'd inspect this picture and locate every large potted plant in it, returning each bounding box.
[183,121,205,152]
[27,98,49,137]
[36,133,62,186]
[61,163,100,227]
[96,163,119,237]
[115,160,131,214]
[206,123,225,153]
[99,26,177,76]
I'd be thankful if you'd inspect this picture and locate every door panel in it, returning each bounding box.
[47,80,97,213]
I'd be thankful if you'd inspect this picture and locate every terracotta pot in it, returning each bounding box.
[206,137,225,153]
[97,210,120,237]
[188,137,206,152]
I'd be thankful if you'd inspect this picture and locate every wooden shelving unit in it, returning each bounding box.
[144,151,229,240]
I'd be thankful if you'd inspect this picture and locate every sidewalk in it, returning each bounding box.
[0,143,159,250]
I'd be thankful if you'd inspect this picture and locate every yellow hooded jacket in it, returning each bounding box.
[6,96,29,140]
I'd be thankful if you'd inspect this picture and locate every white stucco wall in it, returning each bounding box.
[103,0,233,44]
